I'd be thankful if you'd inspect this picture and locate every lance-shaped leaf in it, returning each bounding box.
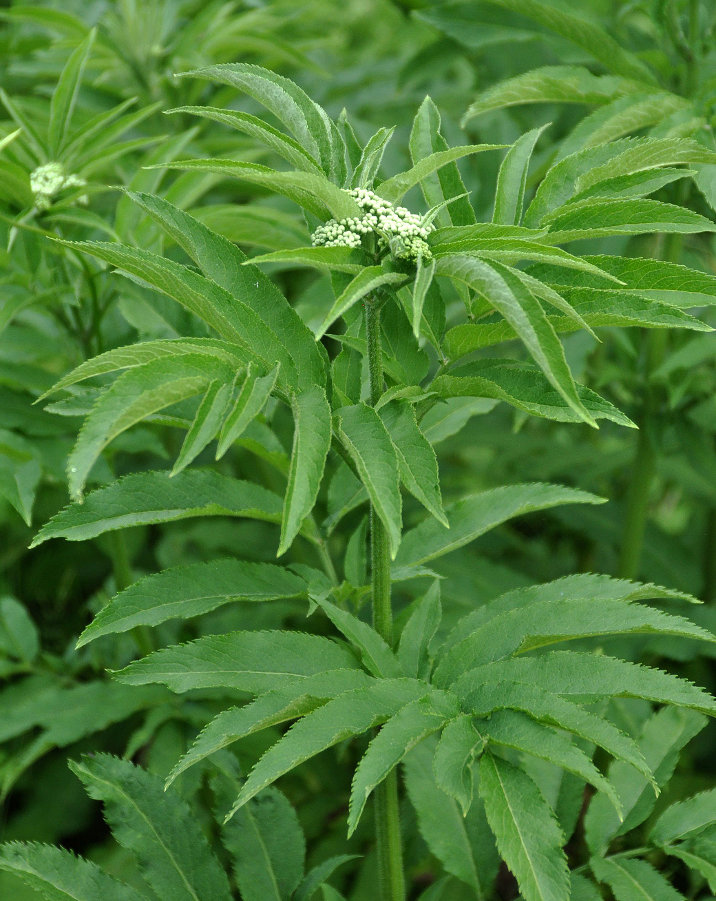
[479,710,621,815]
[493,125,549,225]
[411,254,436,337]
[436,255,597,425]
[662,836,716,891]
[216,364,279,459]
[431,361,633,427]
[227,679,427,819]
[462,66,643,124]
[312,596,401,678]
[76,559,306,646]
[379,401,447,526]
[409,96,476,227]
[293,856,359,901]
[31,470,283,547]
[0,842,149,901]
[650,789,716,846]
[194,204,307,251]
[398,581,442,679]
[67,353,232,499]
[394,482,604,570]
[376,144,505,203]
[314,267,407,339]
[433,714,484,815]
[115,630,360,693]
[347,692,457,834]
[70,754,232,901]
[351,126,395,188]
[48,29,95,156]
[591,857,686,901]
[247,246,367,274]
[334,403,402,558]
[167,670,373,785]
[479,752,569,901]
[278,386,331,556]
[125,191,326,389]
[166,106,323,173]
[172,379,233,475]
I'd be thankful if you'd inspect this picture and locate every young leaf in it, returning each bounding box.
[397,581,442,679]
[172,379,233,475]
[76,560,306,646]
[411,254,436,337]
[347,692,457,834]
[590,856,685,901]
[334,403,402,558]
[216,364,280,459]
[312,596,401,678]
[351,126,395,189]
[278,386,331,556]
[493,125,549,225]
[314,268,407,340]
[479,751,569,901]
[650,789,716,846]
[294,855,359,901]
[0,842,149,901]
[70,754,232,901]
[30,470,283,547]
[115,630,361,693]
[248,246,367,274]
[48,29,95,156]
[433,714,484,815]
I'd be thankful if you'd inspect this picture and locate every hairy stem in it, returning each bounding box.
[365,293,404,901]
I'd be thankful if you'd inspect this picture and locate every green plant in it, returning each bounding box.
[1,62,714,900]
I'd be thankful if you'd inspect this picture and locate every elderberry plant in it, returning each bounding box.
[2,59,716,901]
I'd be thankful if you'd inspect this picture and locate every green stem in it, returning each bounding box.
[107,531,154,656]
[365,293,404,901]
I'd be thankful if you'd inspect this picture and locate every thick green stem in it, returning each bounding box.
[365,294,404,901]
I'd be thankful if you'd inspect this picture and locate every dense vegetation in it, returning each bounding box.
[0,2,714,899]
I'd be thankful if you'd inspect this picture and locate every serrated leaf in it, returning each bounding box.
[227,679,426,819]
[663,836,716,891]
[115,630,360,693]
[436,255,597,425]
[168,670,372,785]
[48,30,95,156]
[591,856,685,901]
[0,598,39,662]
[493,125,549,225]
[398,581,442,679]
[278,386,331,556]
[216,364,279,459]
[479,752,569,901]
[31,470,282,547]
[650,790,716,845]
[70,754,231,901]
[351,126,395,189]
[0,842,148,901]
[335,403,402,558]
[294,855,358,901]
[76,560,305,646]
[313,596,401,678]
[347,693,456,834]
[172,379,233,475]
[433,715,483,815]
[314,268,407,340]
[411,254,436,338]
[248,246,367,274]
[379,401,447,526]
[394,482,604,570]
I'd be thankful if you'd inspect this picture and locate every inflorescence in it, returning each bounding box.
[30,162,87,210]
[311,188,434,261]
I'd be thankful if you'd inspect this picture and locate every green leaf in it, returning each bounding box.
[398,581,442,679]
[222,787,305,901]
[115,630,360,693]
[172,379,233,475]
[650,790,716,845]
[351,126,395,189]
[463,66,644,124]
[347,692,456,834]
[493,126,549,225]
[436,255,597,425]
[479,710,621,815]
[379,401,447,526]
[193,205,308,251]
[167,106,323,174]
[313,597,401,678]
[663,835,716,892]
[432,360,634,427]
[76,560,305,647]
[394,482,604,570]
[168,670,372,785]
[216,364,279,459]
[0,598,39,662]
[278,387,331,556]
[315,268,407,340]
[376,144,505,203]
[591,857,685,901]
[405,738,499,897]
[227,679,426,819]
[68,353,231,499]
[334,403,402,558]
[70,754,231,901]
[570,873,602,901]
[411,254,436,338]
[479,752,569,901]
[482,0,655,82]
[48,30,95,157]
[409,96,476,227]
[433,714,484,815]
[585,708,707,856]
[31,470,283,547]
[294,855,358,901]
[248,246,367,274]
[0,842,148,901]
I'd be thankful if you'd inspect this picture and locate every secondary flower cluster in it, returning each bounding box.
[311,188,434,261]
[30,162,87,210]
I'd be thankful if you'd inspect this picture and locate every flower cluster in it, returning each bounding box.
[311,188,434,261]
[30,162,87,210]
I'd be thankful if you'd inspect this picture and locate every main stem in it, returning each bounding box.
[365,294,405,901]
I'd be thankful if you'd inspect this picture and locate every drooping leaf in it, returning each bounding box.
[314,268,407,340]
